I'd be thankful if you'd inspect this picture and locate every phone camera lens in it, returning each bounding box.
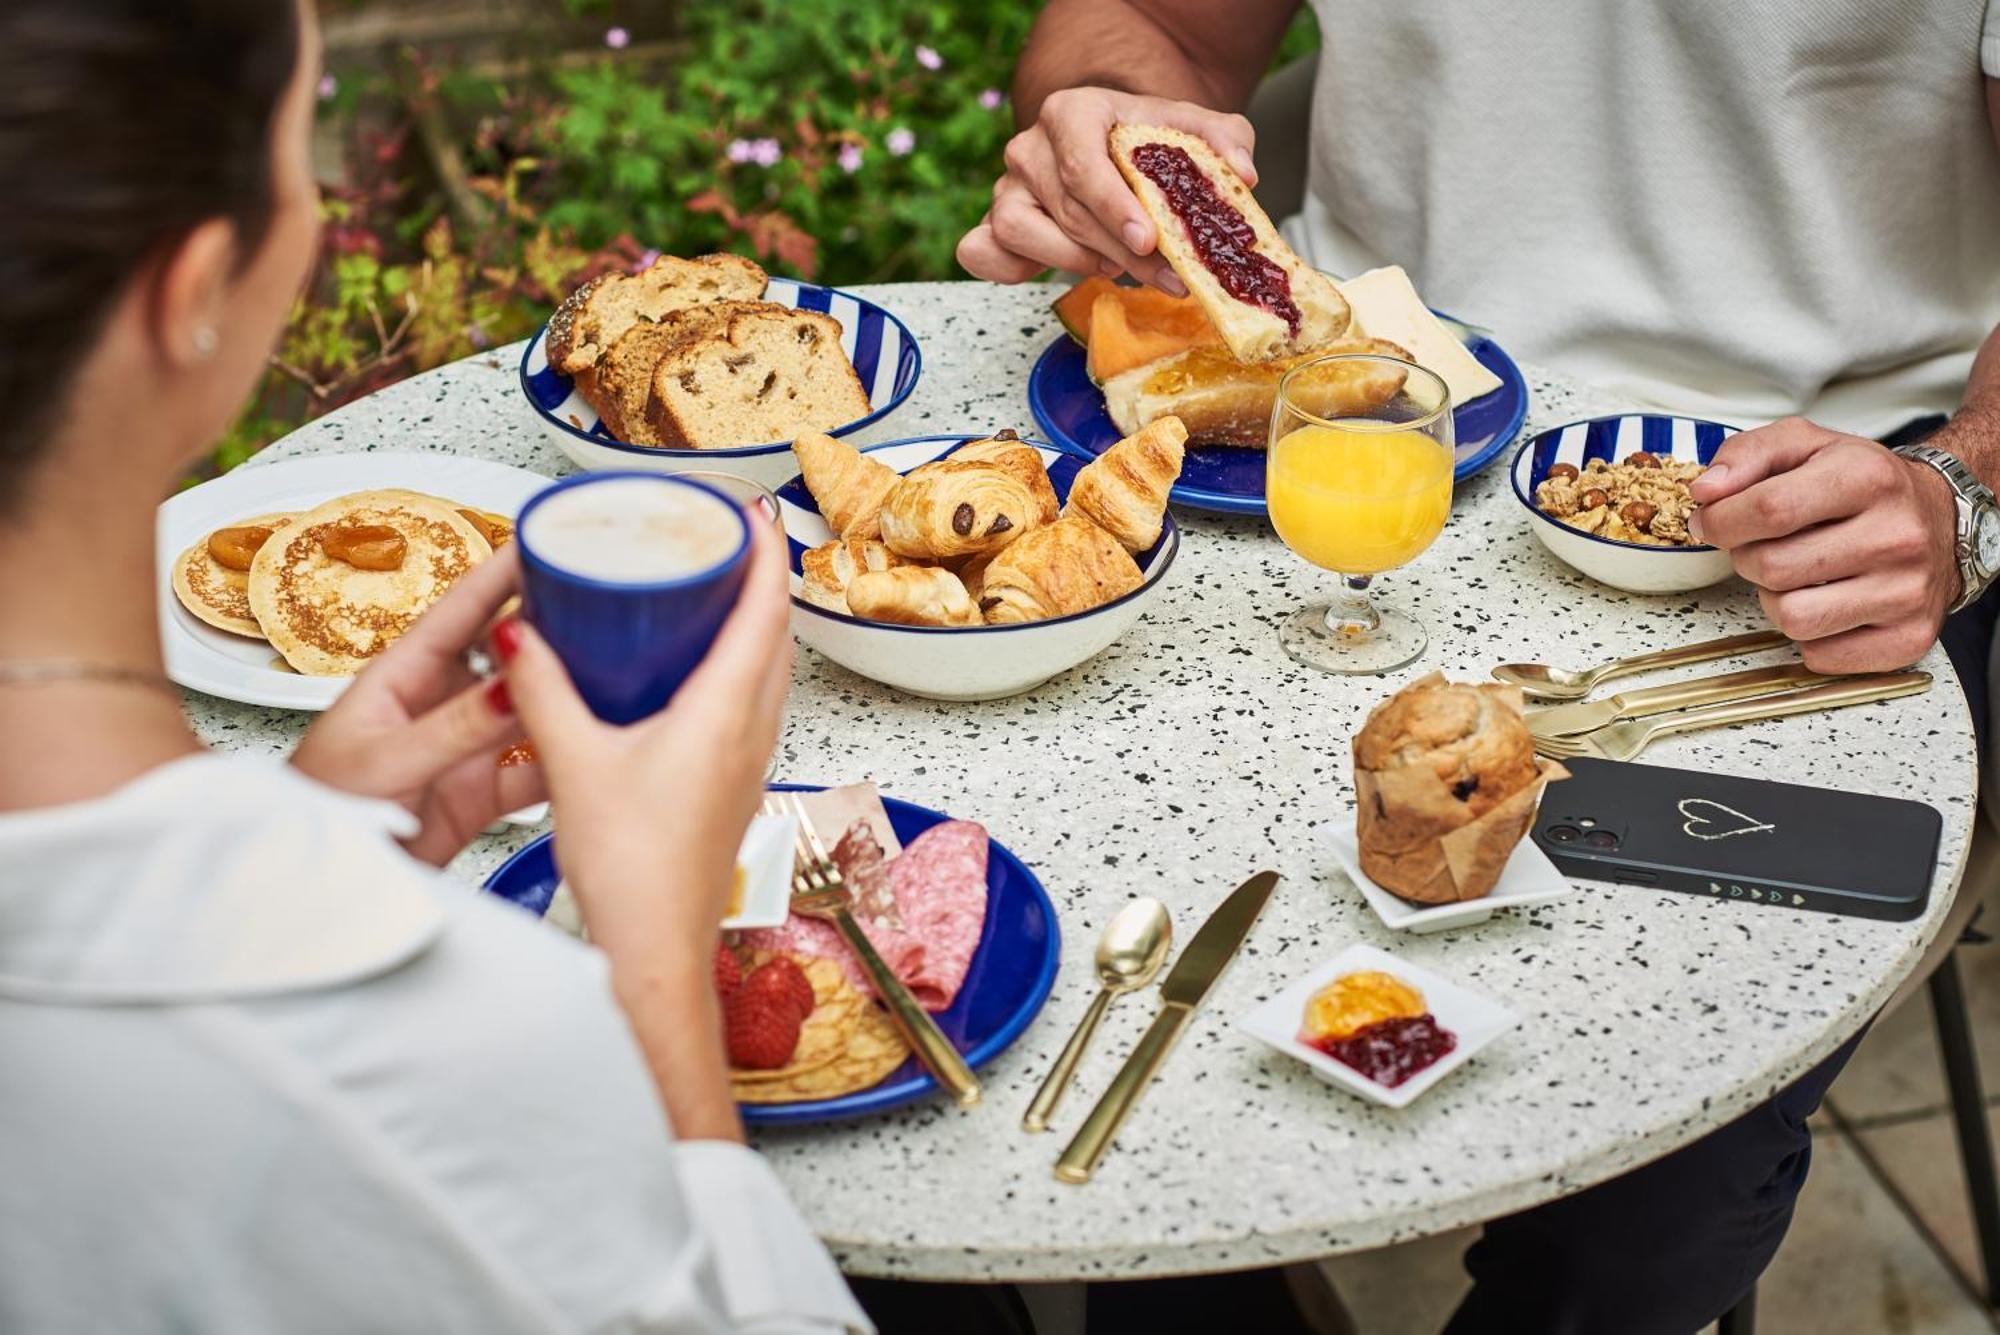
[1546,824,1581,843]
[1583,829,1621,850]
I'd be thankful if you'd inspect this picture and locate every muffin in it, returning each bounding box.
[1352,673,1565,903]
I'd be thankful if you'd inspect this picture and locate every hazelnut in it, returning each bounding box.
[207,524,276,572]
[321,523,408,572]
[1620,501,1659,531]
[1547,462,1580,483]
[1626,452,1663,469]
[1580,488,1611,510]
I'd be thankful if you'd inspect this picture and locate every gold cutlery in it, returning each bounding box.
[1532,671,1933,762]
[1055,870,1279,1184]
[770,793,981,1107]
[1493,629,1791,702]
[1526,663,1835,739]
[1022,898,1172,1134]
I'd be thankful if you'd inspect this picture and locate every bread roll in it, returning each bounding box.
[798,536,904,614]
[879,461,1036,562]
[1064,416,1185,553]
[845,566,982,627]
[794,431,899,540]
[978,516,1142,624]
[950,431,1060,526]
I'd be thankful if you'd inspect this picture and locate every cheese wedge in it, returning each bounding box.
[1335,266,1502,407]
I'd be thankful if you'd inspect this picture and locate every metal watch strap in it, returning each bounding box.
[1894,443,1993,614]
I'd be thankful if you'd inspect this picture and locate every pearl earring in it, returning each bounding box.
[192,326,219,359]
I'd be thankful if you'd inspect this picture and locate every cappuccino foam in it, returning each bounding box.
[522,477,742,582]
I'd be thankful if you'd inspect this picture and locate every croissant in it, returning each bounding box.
[794,431,898,540]
[951,431,1060,526]
[1065,415,1186,553]
[979,515,1144,624]
[879,461,1036,562]
[845,565,982,627]
[799,536,904,614]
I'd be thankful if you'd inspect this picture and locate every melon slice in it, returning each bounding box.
[1053,276,1121,343]
[1084,290,1224,382]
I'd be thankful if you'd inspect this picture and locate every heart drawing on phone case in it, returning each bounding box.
[1677,798,1775,842]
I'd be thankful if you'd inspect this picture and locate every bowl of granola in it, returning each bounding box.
[1511,414,1738,593]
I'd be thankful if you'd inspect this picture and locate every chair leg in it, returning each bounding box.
[1716,1284,1755,1335]
[1931,951,2000,1305]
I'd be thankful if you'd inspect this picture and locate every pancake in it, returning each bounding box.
[248,489,492,676]
[170,512,299,638]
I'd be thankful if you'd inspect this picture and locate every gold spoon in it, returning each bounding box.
[1491,630,1790,702]
[1023,897,1172,1133]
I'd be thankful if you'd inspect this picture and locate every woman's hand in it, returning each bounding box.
[956,85,1257,291]
[498,512,792,963]
[292,546,544,865]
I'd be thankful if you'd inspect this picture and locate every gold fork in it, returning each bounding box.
[1533,671,1932,762]
[764,793,981,1107]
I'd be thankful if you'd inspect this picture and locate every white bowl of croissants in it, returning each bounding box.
[778,421,1186,700]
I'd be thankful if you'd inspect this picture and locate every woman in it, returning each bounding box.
[0,3,865,1331]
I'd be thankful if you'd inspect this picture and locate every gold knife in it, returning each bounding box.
[1527,663,1837,739]
[1054,870,1279,1184]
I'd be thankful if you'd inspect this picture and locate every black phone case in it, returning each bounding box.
[1531,757,1942,921]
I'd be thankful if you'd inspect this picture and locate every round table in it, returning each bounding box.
[185,280,1979,1282]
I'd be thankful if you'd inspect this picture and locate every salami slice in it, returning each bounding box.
[884,821,988,1011]
[832,820,900,929]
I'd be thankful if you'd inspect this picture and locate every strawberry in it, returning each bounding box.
[724,990,802,1070]
[713,943,743,998]
[742,957,815,1025]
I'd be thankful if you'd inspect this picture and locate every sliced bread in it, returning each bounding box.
[641,305,871,450]
[1100,337,1411,446]
[578,306,736,445]
[545,253,767,376]
[1109,124,1349,363]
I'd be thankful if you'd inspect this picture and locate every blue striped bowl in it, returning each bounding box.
[517,276,922,488]
[1511,414,1739,594]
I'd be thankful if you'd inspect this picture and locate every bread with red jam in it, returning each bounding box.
[1110,124,1350,364]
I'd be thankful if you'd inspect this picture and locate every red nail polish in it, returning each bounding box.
[492,618,523,663]
[483,676,513,715]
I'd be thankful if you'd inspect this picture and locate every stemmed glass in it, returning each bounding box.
[1265,355,1454,674]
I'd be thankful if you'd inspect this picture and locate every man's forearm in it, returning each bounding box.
[1931,324,2000,484]
[1012,0,1294,123]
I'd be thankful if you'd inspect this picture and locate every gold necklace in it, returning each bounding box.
[0,661,181,697]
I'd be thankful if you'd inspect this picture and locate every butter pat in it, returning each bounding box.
[1336,265,1502,406]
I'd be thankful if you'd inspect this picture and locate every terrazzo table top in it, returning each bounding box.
[186,280,1977,1281]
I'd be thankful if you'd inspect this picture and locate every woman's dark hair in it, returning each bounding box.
[0,0,300,478]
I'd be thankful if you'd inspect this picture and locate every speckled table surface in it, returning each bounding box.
[186,281,1977,1281]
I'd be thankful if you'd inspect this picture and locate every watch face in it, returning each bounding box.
[1977,507,2000,576]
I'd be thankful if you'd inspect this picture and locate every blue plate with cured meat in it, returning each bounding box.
[1027,320,1529,516]
[482,783,1061,1126]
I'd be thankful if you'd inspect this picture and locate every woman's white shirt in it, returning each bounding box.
[0,753,868,1334]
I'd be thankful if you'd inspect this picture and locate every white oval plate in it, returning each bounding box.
[157,451,554,711]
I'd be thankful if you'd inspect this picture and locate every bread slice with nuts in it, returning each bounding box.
[545,253,767,377]
[579,306,734,445]
[1109,124,1349,363]
[641,304,871,450]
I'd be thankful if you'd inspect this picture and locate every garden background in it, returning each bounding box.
[234,0,1318,479]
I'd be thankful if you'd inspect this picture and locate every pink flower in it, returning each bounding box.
[915,45,943,71]
[886,127,916,157]
[979,88,1004,111]
[727,138,755,164]
[633,248,662,273]
[749,137,782,167]
[604,26,630,49]
[838,142,864,174]
[468,325,491,351]
[317,73,338,101]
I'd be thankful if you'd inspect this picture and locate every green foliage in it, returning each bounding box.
[215,0,1322,476]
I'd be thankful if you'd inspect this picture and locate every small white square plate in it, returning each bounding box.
[1239,943,1520,1109]
[1329,819,1572,934]
[545,812,796,937]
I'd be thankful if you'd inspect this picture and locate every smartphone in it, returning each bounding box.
[1531,757,1941,922]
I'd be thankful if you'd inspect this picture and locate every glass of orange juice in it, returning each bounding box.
[1266,355,1453,674]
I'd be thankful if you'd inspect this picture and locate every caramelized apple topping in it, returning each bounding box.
[321,524,408,571]
[457,508,513,547]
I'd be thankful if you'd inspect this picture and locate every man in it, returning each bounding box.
[961,2,2000,1331]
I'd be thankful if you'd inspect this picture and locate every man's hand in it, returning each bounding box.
[1689,417,1960,672]
[957,86,1256,291]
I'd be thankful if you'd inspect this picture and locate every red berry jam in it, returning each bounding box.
[1314,1014,1457,1088]
[1128,141,1300,337]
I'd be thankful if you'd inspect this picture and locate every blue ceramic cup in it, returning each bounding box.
[516,471,752,724]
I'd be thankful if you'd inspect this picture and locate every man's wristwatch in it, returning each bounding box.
[1894,443,2000,613]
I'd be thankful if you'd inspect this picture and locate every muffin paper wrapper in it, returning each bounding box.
[1356,758,1569,904]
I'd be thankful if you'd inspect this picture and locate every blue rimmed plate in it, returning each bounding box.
[482,783,1062,1126]
[518,276,922,489]
[1511,413,1739,594]
[777,434,1179,700]
[1027,321,1529,515]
